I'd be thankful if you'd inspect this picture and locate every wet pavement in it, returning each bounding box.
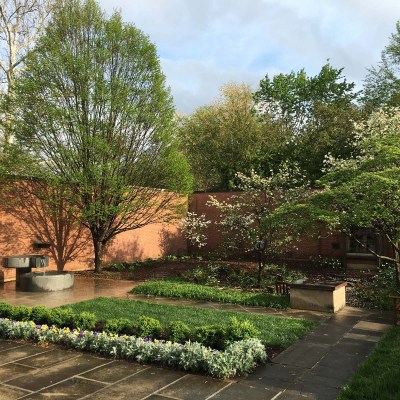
[0,277,394,399]
[0,276,137,308]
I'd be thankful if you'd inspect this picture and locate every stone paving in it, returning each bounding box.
[0,276,136,308]
[0,277,393,399]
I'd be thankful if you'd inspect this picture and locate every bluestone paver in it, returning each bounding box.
[0,277,394,400]
[6,355,111,392]
[157,374,230,400]
[20,377,106,400]
[83,367,186,400]
[0,385,30,400]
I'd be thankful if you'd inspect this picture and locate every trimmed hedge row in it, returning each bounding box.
[131,279,290,308]
[0,302,259,350]
[0,318,266,378]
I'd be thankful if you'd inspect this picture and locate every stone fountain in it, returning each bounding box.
[6,255,74,292]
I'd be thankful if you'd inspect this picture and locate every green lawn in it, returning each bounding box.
[131,279,289,309]
[338,327,400,400]
[63,297,315,348]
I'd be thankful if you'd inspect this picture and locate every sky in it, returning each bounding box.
[98,0,400,114]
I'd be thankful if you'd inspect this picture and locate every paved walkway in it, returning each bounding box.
[0,277,393,399]
[0,277,136,308]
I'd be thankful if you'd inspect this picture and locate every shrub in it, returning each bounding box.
[0,302,13,318]
[135,316,162,338]
[30,306,50,324]
[167,320,191,343]
[104,318,132,334]
[0,318,266,378]
[311,255,344,270]
[185,263,228,286]
[225,317,259,344]
[11,305,31,321]
[73,312,97,330]
[49,308,74,327]
[354,263,399,310]
[193,325,226,350]
[107,262,127,271]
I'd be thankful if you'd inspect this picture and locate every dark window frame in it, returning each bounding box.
[347,228,381,257]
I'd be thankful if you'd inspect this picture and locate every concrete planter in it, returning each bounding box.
[289,281,347,313]
[19,271,74,292]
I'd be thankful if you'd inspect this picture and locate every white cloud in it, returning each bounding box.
[98,0,400,113]
[160,58,269,114]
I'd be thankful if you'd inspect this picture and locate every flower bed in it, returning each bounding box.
[0,302,263,350]
[0,318,266,378]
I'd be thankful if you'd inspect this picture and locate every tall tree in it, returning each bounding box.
[253,64,361,183]
[11,0,192,272]
[363,21,400,110]
[0,0,53,143]
[294,102,364,183]
[294,108,400,287]
[179,83,266,191]
[254,63,358,134]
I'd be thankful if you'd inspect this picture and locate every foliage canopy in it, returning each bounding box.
[363,21,400,110]
[11,0,192,271]
[179,83,266,191]
[298,108,400,286]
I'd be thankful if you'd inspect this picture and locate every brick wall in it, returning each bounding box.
[189,192,393,268]
[0,190,393,282]
[189,192,346,259]
[0,205,187,282]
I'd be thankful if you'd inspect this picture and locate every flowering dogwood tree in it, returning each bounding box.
[301,108,400,287]
[180,212,211,255]
[208,166,309,286]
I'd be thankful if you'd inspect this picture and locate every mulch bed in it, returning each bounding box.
[76,260,206,281]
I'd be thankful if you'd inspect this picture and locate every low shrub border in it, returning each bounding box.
[0,318,266,378]
[0,302,261,350]
[131,279,290,309]
[67,298,316,348]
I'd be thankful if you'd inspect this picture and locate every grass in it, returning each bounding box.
[338,327,400,400]
[63,297,315,348]
[130,279,290,309]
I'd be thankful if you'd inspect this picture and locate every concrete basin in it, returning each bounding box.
[19,271,74,292]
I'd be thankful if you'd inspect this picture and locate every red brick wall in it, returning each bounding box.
[189,192,236,255]
[0,206,187,282]
[189,192,391,267]
[0,189,393,282]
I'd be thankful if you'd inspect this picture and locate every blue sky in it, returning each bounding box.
[98,0,400,114]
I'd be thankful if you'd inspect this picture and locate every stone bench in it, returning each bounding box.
[289,281,347,313]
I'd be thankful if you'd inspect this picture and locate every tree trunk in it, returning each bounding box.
[93,238,105,273]
[56,259,65,271]
[257,250,264,288]
[395,249,400,289]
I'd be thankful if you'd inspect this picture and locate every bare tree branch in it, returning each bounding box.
[0,0,54,143]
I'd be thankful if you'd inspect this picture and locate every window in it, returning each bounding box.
[347,229,379,255]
